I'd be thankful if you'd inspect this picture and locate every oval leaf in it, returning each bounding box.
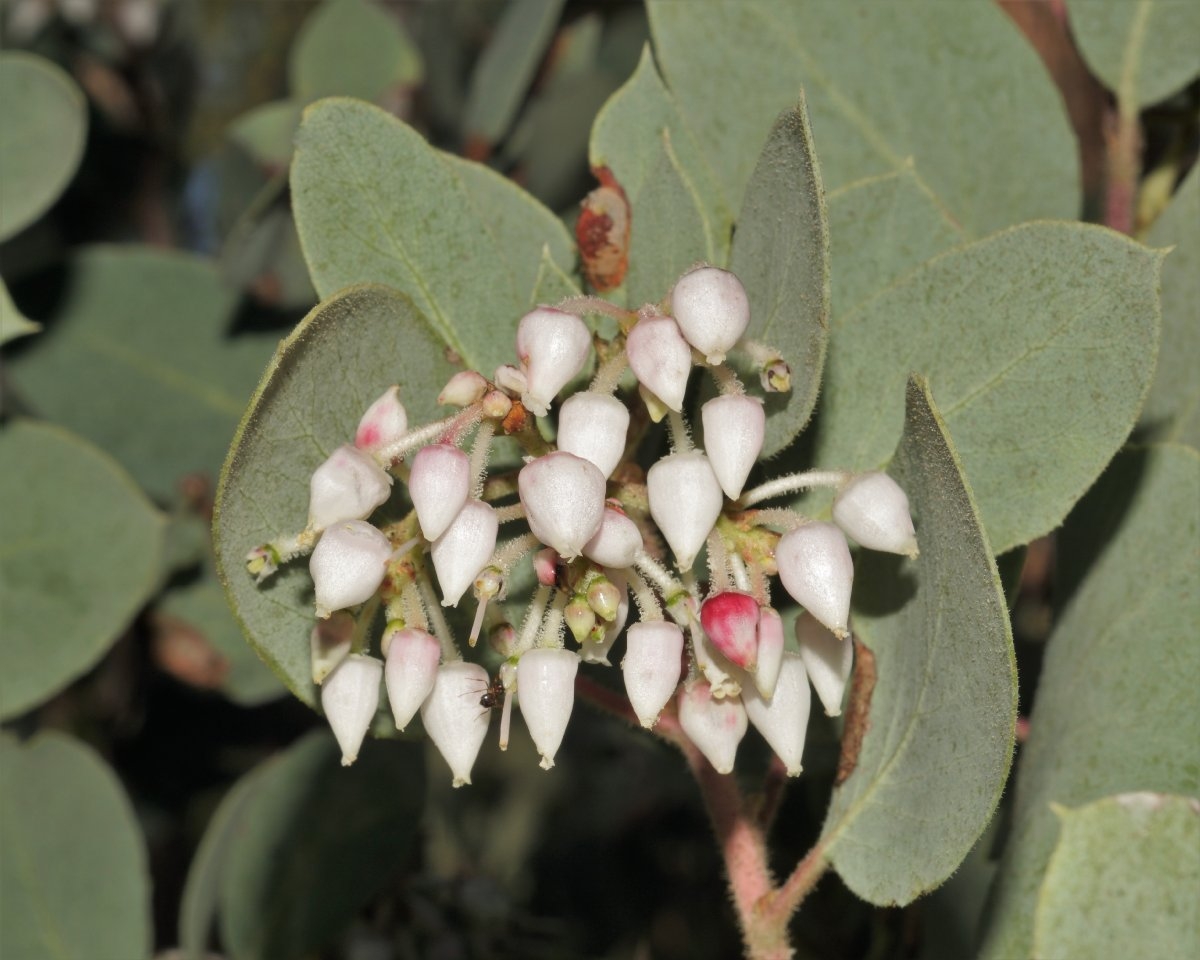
[646,0,1077,237]
[6,247,278,501]
[813,223,1163,553]
[0,421,164,719]
[216,732,425,960]
[820,376,1016,906]
[213,284,457,705]
[0,732,151,959]
[729,98,830,457]
[1033,793,1200,959]
[292,98,573,375]
[0,53,87,241]
[978,444,1200,958]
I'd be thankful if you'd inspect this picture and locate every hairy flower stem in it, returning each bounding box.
[739,470,849,508]
[589,348,630,395]
[415,561,458,662]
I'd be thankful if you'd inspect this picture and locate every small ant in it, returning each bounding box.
[478,674,506,710]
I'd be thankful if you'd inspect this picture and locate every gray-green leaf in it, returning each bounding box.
[214,285,457,705]
[5,247,280,502]
[0,732,151,960]
[0,275,41,346]
[291,98,574,375]
[729,98,830,457]
[0,421,164,719]
[978,444,1200,959]
[813,223,1163,554]
[820,376,1016,906]
[646,0,1077,237]
[1033,793,1200,959]
[0,53,88,241]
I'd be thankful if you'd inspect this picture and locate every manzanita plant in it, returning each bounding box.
[2,2,1197,958]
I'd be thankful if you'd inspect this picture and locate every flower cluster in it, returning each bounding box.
[247,265,917,785]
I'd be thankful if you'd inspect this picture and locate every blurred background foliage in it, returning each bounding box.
[0,2,1196,959]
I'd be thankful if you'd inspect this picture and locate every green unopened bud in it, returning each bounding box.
[246,543,281,582]
[565,597,597,644]
[587,578,621,622]
[489,622,517,657]
[760,358,791,393]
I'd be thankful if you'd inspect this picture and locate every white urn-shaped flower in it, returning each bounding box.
[741,653,811,776]
[518,451,607,559]
[516,648,580,769]
[583,507,643,569]
[776,521,854,638]
[354,385,408,456]
[556,392,630,478]
[678,681,748,774]
[669,265,751,364]
[795,613,854,717]
[516,306,592,416]
[622,621,684,728]
[626,314,694,412]
[383,625,441,731]
[420,661,492,787]
[701,394,765,499]
[310,520,393,618]
[431,499,499,607]
[647,451,724,569]
[832,471,918,557]
[409,443,471,541]
[754,607,785,700]
[308,444,393,532]
[321,653,383,766]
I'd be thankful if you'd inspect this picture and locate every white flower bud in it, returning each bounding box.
[833,471,918,557]
[581,571,628,664]
[622,621,684,727]
[308,444,393,532]
[518,451,606,559]
[420,661,492,787]
[670,266,751,364]
[481,389,513,419]
[383,626,441,731]
[647,451,724,569]
[310,520,392,618]
[494,364,528,396]
[354,386,408,455]
[741,653,810,776]
[776,521,854,638]
[626,314,693,412]
[311,611,354,684]
[701,394,765,499]
[437,370,488,407]
[795,613,854,717]
[431,499,499,607]
[516,648,579,769]
[678,681,747,774]
[409,443,471,541]
[556,392,630,478]
[516,307,592,416]
[321,654,383,766]
[754,607,785,699]
[583,507,643,569]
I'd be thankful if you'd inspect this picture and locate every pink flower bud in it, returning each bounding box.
[518,451,606,559]
[626,314,693,411]
[795,613,854,717]
[670,266,750,364]
[516,648,579,769]
[516,306,592,416]
[581,571,628,664]
[355,386,408,455]
[678,681,747,774]
[409,443,471,541]
[383,626,441,731]
[437,370,488,407]
[776,522,854,638]
[556,392,630,478]
[832,471,918,557]
[431,499,498,607]
[754,607,785,699]
[741,653,810,776]
[311,611,354,684]
[701,394,765,499]
[647,451,724,569]
[700,591,760,671]
[420,661,492,786]
[308,444,393,532]
[321,653,383,766]
[622,621,684,727]
[583,507,643,569]
[533,547,559,586]
[310,520,392,618]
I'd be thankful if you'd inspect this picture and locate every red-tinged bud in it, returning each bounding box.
[321,654,383,766]
[622,621,684,727]
[383,625,441,731]
[754,607,785,699]
[518,451,607,559]
[516,307,592,416]
[626,314,693,412]
[516,648,579,769]
[741,653,810,776]
[431,499,499,607]
[355,386,408,455]
[556,392,630,478]
[669,266,750,365]
[308,444,393,532]
[795,613,854,717]
[701,394,765,499]
[647,451,724,569]
[678,681,747,774]
[700,591,760,671]
[421,661,491,787]
[775,521,854,638]
[533,547,559,586]
[409,443,471,541]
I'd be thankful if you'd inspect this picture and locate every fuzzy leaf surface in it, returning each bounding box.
[213,285,456,705]
[820,376,1016,906]
[0,422,164,719]
[978,444,1200,958]
[729,100,830,456]
[0,53,87,240]
[647,0,1076,237]
[0,733,151,960]
[814,223,1162,553]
